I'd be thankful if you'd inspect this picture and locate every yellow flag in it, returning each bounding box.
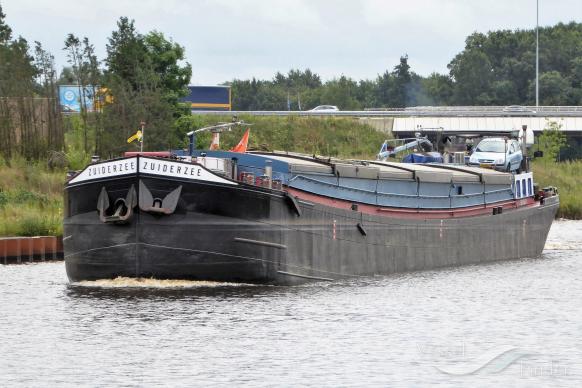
[127,130,143,144]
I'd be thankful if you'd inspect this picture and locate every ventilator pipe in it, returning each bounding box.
[231,157,238,181]
[187,131,195,155]
[265,160,273,189]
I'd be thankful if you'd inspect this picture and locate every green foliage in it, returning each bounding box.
[537,120,568,162]
[99,17,192,154]
[64,114,92,169]
[231,58,426,110]
[532,159,582,219]
[0,157,63,237]
[0,7,63,161]
[0,4,12,43]
[538,71,570,105]
[0,190,7,208]
[17,213,60,236]
[448,23,582,105]
[230,23,582,108]
[12,189,48,205]
[421,73,454,105]
[317,76,362,110]
[189,115,388,159]
[143,31,192,105]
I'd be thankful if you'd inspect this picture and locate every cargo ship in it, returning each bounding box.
[63,127,559,285]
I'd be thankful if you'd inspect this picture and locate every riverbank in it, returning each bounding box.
[532,159,582,219]
[0,158,63,237]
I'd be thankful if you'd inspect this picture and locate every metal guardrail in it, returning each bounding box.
[369,106,582,113]
[192,107,582,117]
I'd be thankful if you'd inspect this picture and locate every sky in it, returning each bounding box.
[2,0,582,85]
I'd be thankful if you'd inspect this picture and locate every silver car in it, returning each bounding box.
[309,105,339,112]
[468,138,523,172]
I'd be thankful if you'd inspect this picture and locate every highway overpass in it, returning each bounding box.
[192,106,582,138]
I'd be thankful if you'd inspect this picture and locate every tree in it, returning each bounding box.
[376,68,394,107]
[491,80,519,104]
[57,67,76,84]
[274,69,321,89]
[318,76,361,110]
[105,17,148,89]
[376,55,414,108]
[392,55,412,106]
[63,34,100,153]
[449,47,493,104]
[101,17,192,153]
[538,120,567,163]
[143,31,191,108]
[538,71,571,105]
[421,73,453,105]
[34,41,64,152]
[0,4,12,44]
[271,69,322,110]
[355,79,379,109]
[0,5,42,160]
[446,23,582,106]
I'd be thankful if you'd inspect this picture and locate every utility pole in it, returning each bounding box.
[536,0,540,110]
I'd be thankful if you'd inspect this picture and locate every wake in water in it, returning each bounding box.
[543,242,582,250]
[73,277,254,289]
[544,220,582,251]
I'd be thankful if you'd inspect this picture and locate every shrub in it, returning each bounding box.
[0,190,7,208]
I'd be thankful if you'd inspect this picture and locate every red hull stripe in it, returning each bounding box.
[285,187,537,219]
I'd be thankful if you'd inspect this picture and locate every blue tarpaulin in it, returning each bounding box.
[402,152,443,164]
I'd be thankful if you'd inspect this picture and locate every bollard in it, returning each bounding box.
[56,237,63,259]
[27,238,34,262]
[0,239,6,265]
[16,238,21,264]
[32,237,44,261]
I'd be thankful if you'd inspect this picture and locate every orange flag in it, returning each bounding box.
[230,128,250,153]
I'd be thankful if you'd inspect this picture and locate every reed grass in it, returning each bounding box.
[188,115,389,159]
[532,159,582,219]
[0,157,64,236]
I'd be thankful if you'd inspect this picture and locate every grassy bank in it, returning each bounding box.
[184,115,388,159]
[532,159,582,219]
[0,158,64,237]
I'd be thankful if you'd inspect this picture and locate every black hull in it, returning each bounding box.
[64,175,559,285]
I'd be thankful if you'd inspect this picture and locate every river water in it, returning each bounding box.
[1,221,581,387]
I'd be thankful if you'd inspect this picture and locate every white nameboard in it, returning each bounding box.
[140,157,237,185]
[69,158,138,184]
[68,157,237,186]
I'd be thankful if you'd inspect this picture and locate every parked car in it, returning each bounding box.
[309,105,339,112]
[468,137,523,172]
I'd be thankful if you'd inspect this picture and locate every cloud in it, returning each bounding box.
[2,0,581,84]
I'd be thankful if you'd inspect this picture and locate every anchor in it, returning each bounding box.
[97,185,137,224]
[138,180,182,215]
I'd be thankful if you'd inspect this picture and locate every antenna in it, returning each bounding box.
[187,120,252,155]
